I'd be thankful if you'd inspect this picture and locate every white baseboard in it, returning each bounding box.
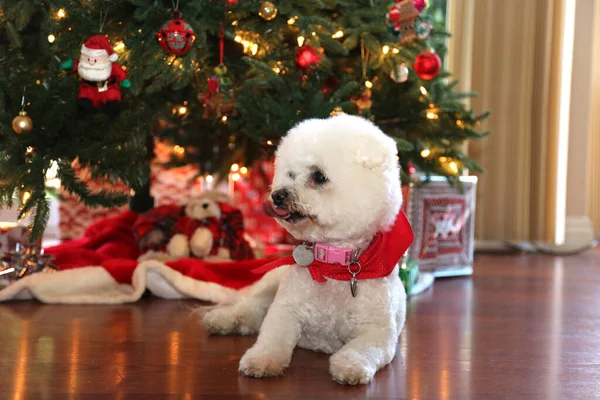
[475,216,598,255]
[563,216,595,246]
[475,239,511,252]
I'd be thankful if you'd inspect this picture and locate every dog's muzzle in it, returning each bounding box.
[271,189,290,208]
[263,188,307,223]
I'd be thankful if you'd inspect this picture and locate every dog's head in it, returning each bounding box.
[263,114,402,246]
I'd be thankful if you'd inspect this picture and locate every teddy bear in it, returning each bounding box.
[134,191,254,262]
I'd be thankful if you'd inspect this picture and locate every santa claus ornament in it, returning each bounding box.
[60,35,131,116]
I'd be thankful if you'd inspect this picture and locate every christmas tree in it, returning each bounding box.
[0,0,489,240]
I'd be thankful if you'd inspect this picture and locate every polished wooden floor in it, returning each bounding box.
[1,251,600,399]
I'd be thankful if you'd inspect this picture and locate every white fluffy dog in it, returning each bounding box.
[203,114,413,385]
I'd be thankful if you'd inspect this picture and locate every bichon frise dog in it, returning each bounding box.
[203,114,414,385]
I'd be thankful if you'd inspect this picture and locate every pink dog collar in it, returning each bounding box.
[314,243,353,265]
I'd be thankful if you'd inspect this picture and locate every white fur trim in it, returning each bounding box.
[81,44,109,58]
[108,53,118,62]
[0,260,243,304]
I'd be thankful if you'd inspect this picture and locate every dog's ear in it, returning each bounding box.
[353,137,398,172]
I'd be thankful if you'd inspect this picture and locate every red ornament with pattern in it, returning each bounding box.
[156,11,196,56]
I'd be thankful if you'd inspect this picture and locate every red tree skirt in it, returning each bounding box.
[0,211,275,304]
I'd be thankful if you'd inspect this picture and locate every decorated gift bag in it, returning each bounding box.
[406,176,477,277]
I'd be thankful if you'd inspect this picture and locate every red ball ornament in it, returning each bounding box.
[414,50,441,80]
[295,46,321,69]
[413,0,428,12]
[156,11,196,56]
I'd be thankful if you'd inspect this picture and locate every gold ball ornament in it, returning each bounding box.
[12,111,33,134]
[258,1,278,21]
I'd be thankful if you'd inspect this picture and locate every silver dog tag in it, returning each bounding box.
[348,252,361,298]
[350,275,358,297]
[292,244,314,267]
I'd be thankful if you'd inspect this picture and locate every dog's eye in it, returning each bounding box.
[312,170,328,185]
[288,171,296,180]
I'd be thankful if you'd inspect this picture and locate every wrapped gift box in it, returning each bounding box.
[59,154,289,248]
[406,175,478,277]
[59,142,205,240]
[59,143,290,248]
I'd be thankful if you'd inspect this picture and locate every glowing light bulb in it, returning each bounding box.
[426,111,438,120]
[221,116,228,122]
[251,43,258,55]
[231,163,239,172]
[26,146,34,154]
[331,30,344,39]
[365,80,373,89]
[177,106,187,115]
[311,31,317,37]
[392,48,399,54]
[206,175,214,183]
[297,36,305,47]
[114,41,125,52]
[231,172,241,181]
[448,161,459,174]
[420,86,428,96]
[22,191,31,203]
[456,120,465,128]
[231,20,238,26]
[287,16,298,25]
[234,35,242,43]
[382,45,390,54]
[266,140,273,146]
[173,145,185,155]
[57,8,66,19]
[240,166,248,175]
[36,80,41,85]
[420,149,430,158]
[47,34,56,43]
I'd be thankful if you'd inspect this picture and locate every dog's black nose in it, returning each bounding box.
[271,189,290,207]
[202,203,209,209]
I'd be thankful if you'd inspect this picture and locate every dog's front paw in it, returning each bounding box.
[239,347,288,378]
[203,306,238,335]
[329,350,376,385]
[203,305,260,336]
